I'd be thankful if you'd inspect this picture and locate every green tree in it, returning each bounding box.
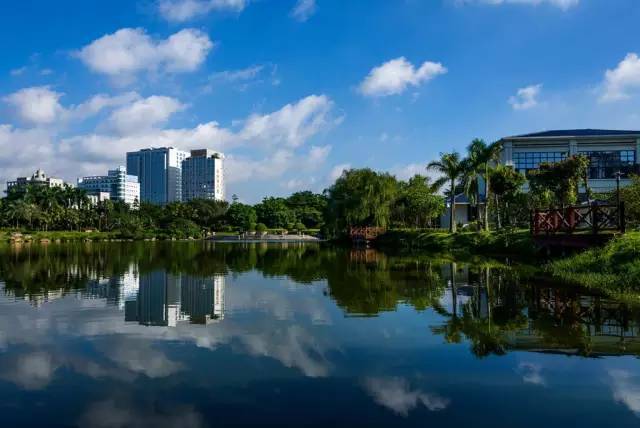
[528,155,589,208]
[463,139,503,231]
[428,152,464,233]
[286,191,327,228]
[255,197,296,229]
[324,168,399,236]
[226,202,258,231]
[393,175,444,228]
[489,165,526,229]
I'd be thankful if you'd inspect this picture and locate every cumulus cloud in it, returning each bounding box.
[291,0,317,22]
[457,0,579,10]
[1,90,336,200]
[4,86,65,125]
[509,83,542,110]
[601,53,640,102]
[240,94,334,147]
[363,377,450,416]
[106,95,185,135]
[3,86,140,126]
[359,57,447,97]
[158,0,247,22]
[76,28,213,82]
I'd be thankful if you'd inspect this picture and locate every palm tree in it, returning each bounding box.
[428,152,463,233]
[466,139,502,231]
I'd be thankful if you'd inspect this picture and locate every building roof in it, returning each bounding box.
[504,129,640,140]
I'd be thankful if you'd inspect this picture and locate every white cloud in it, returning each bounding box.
[363,377,450,416]
[509,83,542,110]
[76,28,213,82]
[609,369,640,416]
[240,94,334,147]
[106,96,185,134]
[359,57,447,97]
[601,53,640,102]
[159,0,247,22]
[3,86,140,126]
[328,163,351,182]
[458,0,579,10]
[291,0,317,22]
[4,86,64,125]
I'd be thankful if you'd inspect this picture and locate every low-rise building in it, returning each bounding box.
[77,166,140,206]
[86,192,111,206]
[6,169,64,193]
[500,129,640,194]
[439,129,640,228]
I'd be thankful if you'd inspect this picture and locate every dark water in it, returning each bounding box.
[1,242,639,427]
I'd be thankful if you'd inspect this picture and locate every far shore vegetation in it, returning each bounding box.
[3,138,640,297]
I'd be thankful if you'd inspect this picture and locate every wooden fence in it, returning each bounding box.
[349,227,386,245]
[531,203,625,235]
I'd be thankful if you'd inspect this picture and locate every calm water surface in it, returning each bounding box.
[0,242,639,427]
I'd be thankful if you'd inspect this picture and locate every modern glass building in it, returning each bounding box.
[77,166,140,206]
[181,149,225,201]
[126,147,189,204]
[500,129,640,193]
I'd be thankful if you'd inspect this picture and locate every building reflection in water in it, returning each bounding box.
[124,271,225,327]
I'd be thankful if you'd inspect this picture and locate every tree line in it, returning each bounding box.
[4,138,631,237]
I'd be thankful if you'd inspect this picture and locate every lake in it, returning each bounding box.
[0,241,639,427]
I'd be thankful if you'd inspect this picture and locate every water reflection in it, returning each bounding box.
[432,262,640,358]
[1,242,640,426]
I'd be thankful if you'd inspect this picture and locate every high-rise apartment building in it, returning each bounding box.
[77,166,140,206]
[181,149,225,201]
[126,147,189,204]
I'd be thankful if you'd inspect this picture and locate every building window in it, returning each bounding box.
[579,150,636,179]
[513,151,567,175]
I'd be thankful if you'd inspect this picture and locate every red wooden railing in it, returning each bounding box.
[349,227,386,243]
[531,203,625,235]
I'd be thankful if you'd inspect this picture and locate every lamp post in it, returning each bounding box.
[614,170,624,207]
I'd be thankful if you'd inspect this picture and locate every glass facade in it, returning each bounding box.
[513,151,567,174]
[126,148,188,204]
[579,150,636,179]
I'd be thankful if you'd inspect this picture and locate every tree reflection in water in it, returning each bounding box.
[1,241,639,357]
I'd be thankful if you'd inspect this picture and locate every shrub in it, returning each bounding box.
[256,223,268,234]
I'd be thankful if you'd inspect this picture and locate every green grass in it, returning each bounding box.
[375,228,536,258]
[547,232,640,302]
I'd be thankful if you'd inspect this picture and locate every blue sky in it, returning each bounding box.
[2,0,640,202]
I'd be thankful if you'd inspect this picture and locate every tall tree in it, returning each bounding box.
[428,152,464,233]
[324,168,399,236]
[464,139,503,231]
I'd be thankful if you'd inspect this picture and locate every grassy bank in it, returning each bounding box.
[375,229,536,258]
[547,232,640,302]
